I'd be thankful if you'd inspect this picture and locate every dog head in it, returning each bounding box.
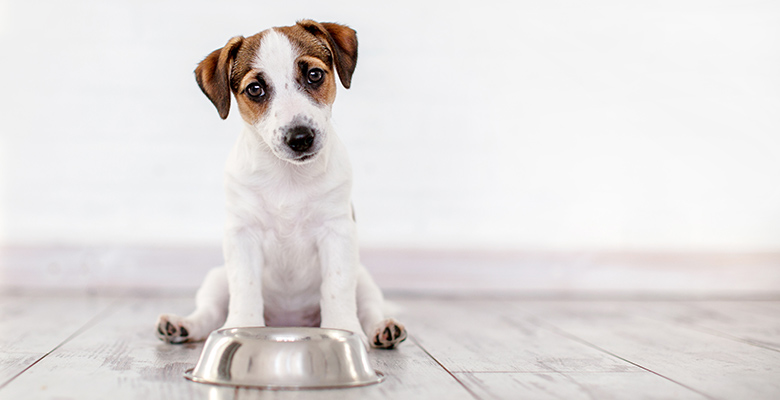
[195,20,357,164]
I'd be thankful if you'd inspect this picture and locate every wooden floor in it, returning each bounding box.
[0,292,778,399]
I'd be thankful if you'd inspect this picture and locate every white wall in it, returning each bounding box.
[1,0,778,251]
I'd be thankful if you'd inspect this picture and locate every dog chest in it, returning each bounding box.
[260,233,323,327]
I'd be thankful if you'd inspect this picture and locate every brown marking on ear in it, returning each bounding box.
[296,20,358,89]
[195,36,244,119]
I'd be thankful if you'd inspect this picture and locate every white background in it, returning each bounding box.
[1,0,779,252]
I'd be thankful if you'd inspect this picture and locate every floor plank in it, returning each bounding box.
[637,301,780,351]
[517,301,780,399]
[0,296,473,400]
[457,372,710,400]
[397,299,642,373]
[0,294,113,387]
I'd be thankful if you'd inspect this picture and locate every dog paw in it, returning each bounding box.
[156,314,193,344]
[370,318,407,349]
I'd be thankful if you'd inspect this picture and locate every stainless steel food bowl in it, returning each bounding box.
[184,327,384,390]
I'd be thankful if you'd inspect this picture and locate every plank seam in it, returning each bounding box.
[526,318,720,400]
[449,370,647,374]
[0,299,121,391]
[641,314,780,354]
[410,336,483,400]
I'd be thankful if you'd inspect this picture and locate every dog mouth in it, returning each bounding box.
[267,141,321,164]
[289,151,319,164]
[295,153,315,162]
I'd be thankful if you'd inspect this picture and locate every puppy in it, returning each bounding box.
[156,20,406,349]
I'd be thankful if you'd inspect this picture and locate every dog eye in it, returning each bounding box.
[245,82,265,98]
[307,68,324,84]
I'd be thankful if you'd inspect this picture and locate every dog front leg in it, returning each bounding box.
[317,222,366,344]
[222,228,266,329]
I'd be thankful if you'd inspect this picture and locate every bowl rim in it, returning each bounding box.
[214,326,357,341]
[183,368,385,390]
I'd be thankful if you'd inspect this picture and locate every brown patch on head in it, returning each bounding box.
[230,32,271,124]
[233,70,271,124]
[294,20,358,89]
[297,54,337,105]
[276,24,334,67]
[275,21,358,106]
[273,24,336,106]
[228,33,262,94]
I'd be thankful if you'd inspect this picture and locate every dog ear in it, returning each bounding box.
[195,36,244,119]
[298,20,358,89]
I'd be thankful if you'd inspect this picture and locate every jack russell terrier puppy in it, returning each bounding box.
[156,20,406,349]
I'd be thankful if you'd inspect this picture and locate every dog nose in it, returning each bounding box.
[285,126,315,153]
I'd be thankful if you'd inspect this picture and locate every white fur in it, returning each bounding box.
[157,27,406,349]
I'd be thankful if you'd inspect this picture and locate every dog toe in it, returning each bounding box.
[156,315,191,345]
[165,321,176,336]
[371,319,407,350]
